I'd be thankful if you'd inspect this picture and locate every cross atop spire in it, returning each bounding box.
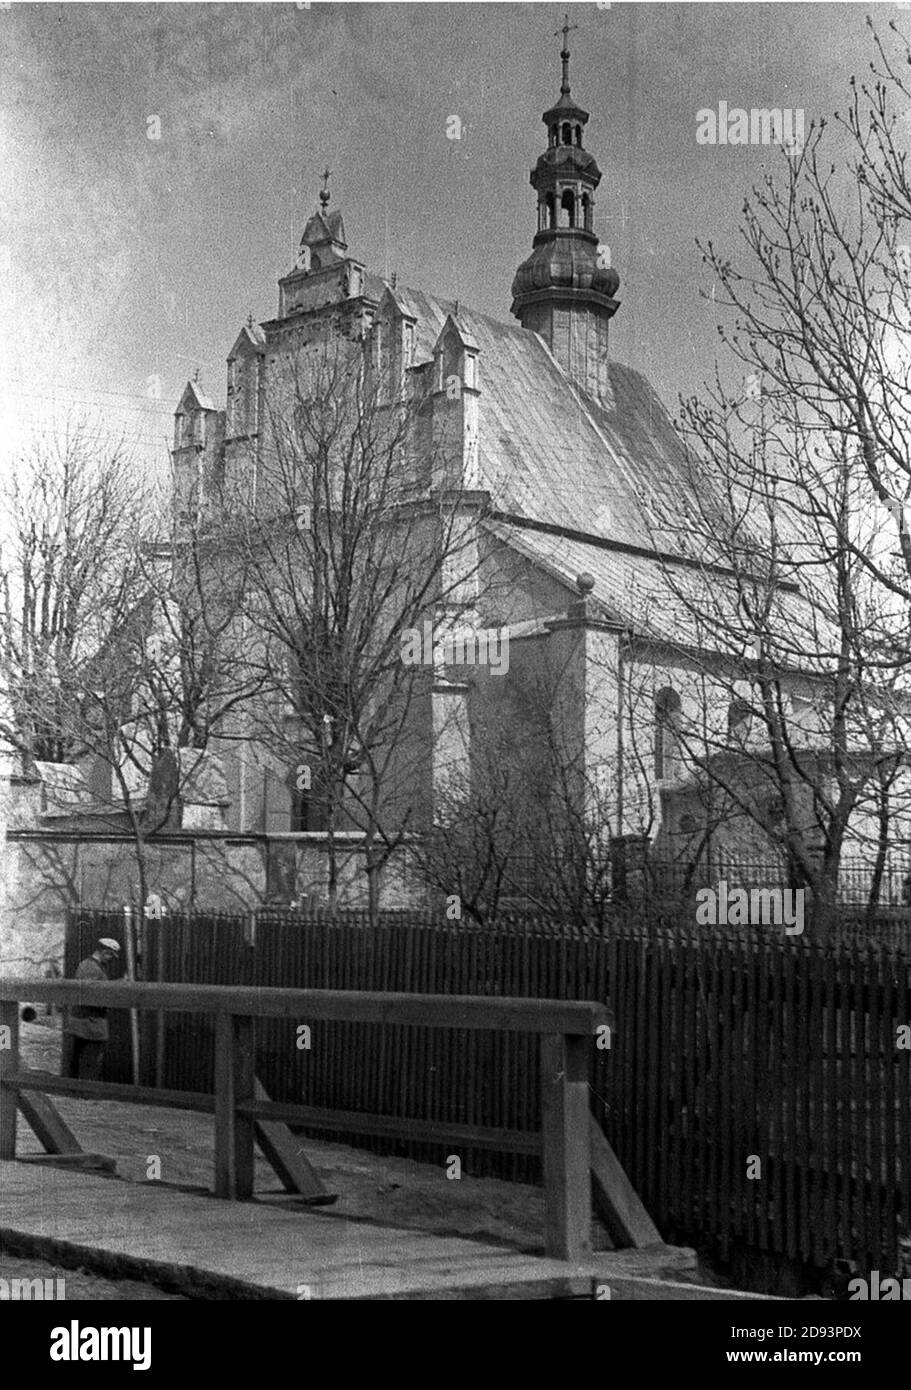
[555,13,578,95]
[319,166,332,209]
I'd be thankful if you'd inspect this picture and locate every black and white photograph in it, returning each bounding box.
[0,0,908,1352]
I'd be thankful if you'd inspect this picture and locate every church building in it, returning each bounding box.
[167,33,894,898]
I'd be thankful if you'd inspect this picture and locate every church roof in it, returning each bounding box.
[301,209,346,248]
[379,281,823,657]
[385,283,705,555]
[228,323,266,358]
[178,379,217,413]
[483,518,823,658]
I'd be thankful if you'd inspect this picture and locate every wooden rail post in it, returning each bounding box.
[540,1032,591,1260]
[214,1011,255,1199]
[0,999,20,1159]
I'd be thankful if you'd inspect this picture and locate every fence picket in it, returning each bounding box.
[65,905,909,1286]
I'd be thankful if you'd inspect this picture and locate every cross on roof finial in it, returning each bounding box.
[555,12,578,94]
[319,166,331,209]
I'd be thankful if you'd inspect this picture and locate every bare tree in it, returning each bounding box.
[612,25,911,936]
[409,721,533,927]
[696,23,911,627]
[0,421,141,767]
[1,425,256,908]
[235,336,487,922]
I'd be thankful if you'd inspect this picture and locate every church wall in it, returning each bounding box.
[616,646,910,872]
[172,407,225,519]
[478,534,574,629]
[462,635,553,838]
[580,624,623,825]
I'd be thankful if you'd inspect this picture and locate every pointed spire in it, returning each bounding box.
[555,13,578,97]
[542,15,589,127]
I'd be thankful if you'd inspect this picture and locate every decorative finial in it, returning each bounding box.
[319,166,331,209]
[246,311,254,330]
[576,571,595,595]
[193,366,201,385]
[555,12,578,95]
[391,270,397,290]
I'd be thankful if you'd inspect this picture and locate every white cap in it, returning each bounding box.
[98,938,121,953]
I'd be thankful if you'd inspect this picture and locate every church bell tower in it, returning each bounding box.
[511,17,620,405]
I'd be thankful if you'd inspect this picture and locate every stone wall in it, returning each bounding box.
[0,830,424,973]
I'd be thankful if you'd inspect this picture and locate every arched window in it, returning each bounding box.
[581,193,590,230]
[546,192,556,229]
[575,125,582,147]
[562,122,572,146]
[654,687,682,780]
[560,188,576,227]
[550,124,558,147]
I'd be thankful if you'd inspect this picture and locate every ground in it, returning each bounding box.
[0,1252,184,1300]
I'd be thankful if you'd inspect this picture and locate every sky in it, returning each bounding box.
[0,1,905,480]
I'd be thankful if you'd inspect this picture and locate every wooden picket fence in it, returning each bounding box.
[67,907,910,1279]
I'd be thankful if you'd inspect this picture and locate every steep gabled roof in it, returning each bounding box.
[383,284,702,556]
[300,209,347,249]
[176,379,217,413]
[362,281,828,660]
[227,323,266,359]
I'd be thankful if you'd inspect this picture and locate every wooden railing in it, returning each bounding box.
[0,978,621,1261]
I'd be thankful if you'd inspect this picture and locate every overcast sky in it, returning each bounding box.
[0,2,902,476]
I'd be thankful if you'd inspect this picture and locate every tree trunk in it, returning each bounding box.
[865,771,896,928]
[810,874,836,947]
[366,854,381,929]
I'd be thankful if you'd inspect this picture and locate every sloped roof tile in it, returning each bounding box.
[484,518,827,659]
[386,284,702,554]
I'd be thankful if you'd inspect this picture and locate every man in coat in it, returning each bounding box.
[63,938,121,1080]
